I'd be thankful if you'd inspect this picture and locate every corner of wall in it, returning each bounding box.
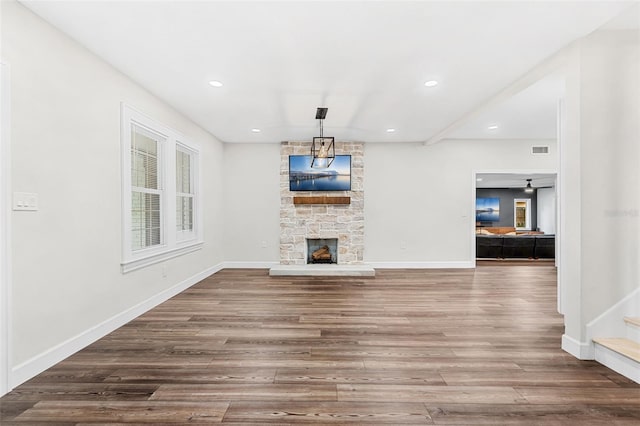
[10,262,224,389]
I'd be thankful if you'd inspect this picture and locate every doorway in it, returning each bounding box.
[514,198,532,230]
[473,172,558,264]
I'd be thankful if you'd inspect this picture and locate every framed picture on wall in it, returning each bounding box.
[476,197,500,222]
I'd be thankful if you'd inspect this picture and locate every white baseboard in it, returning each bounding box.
[594,342,640,384]
[561,334,594,360]
[10,262,224,389]
[222,261,476,270]
[222,261,279,269]
[366,261,474,269]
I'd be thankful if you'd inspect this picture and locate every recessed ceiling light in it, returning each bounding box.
[208,80,223,87]
[386,128,396,133]
[251,128,261,133]
[488,124,499,130]
[424,80,438,87]
[476,178,483,182]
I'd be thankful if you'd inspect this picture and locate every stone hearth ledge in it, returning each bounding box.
[269,264,375,277]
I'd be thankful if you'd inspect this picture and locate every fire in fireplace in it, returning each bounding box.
[306,238,338,264]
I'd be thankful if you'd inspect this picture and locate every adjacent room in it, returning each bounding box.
[1,0,638,423]
[475,172,557,262]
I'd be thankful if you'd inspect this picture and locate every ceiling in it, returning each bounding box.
[20,1,636,143]
[476,173,556,189]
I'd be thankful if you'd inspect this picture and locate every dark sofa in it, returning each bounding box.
[476,234,555,259]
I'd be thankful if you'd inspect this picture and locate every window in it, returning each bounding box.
[121,104,202,273]
[131,124,163,250]
[176,144,196,241]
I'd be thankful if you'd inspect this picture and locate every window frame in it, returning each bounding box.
[175,143,198,243]
[121,104,202,273]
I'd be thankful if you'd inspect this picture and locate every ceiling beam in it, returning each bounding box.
[424,42,576,146]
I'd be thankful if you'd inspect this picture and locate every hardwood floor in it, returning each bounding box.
[2,265,639,424]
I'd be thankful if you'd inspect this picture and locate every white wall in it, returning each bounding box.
[561,20,639,356]
[578,28,639,327]
[537,187,556,234]
[222,143,280,265]
[2,0,225,382]
[222,139,559,268]
[364,139,557,266]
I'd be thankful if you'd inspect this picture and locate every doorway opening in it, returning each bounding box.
[473,172,558,264]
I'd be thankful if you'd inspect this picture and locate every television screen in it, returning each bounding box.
[289,155,351,191]
[476,197,500,222]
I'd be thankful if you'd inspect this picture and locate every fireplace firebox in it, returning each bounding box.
[306,238,338,264]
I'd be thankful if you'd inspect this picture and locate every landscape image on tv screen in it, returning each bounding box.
[476,197,500,222]
[289,155,351,191]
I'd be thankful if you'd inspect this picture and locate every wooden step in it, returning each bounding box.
[593,337,640,363]
[624,317,640,327]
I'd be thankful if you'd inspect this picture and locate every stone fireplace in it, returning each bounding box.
[278,141,365,266]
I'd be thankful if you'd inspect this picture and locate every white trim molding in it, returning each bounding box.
[0,61,13,396]
[594,343,640,384]
[121,242,203,273]
[11,262,223,389]
[223,261,279,269]
[562,334,593,360]
[366,261,474,269]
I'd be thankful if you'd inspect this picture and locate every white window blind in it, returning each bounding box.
[176,146,195,239]
[131,124,163,251]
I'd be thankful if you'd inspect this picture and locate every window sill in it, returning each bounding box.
[121,241,203,273]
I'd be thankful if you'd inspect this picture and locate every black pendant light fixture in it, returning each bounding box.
[310,107,335,168]
[524,178,534,193]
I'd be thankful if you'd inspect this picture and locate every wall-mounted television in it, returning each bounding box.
[476,197,500,222]
[289,155,351,191]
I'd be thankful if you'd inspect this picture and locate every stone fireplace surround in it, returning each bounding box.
[269,141,374,276]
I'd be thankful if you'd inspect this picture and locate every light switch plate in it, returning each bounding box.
[13,192,38,211]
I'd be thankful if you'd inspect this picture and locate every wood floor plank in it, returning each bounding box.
[337,384,527,404]
[1,383,158,402]
[205,359,365,369]
[222,401,433,424]
[426,403,640,425]
[14,401,229,423]
[440,370,620,387]
[363,359,523,370]
[1,265,638,424]
[104,367,277,384]
[275,368,447,385]
[515,386,640,405]
[149,383,337,402]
